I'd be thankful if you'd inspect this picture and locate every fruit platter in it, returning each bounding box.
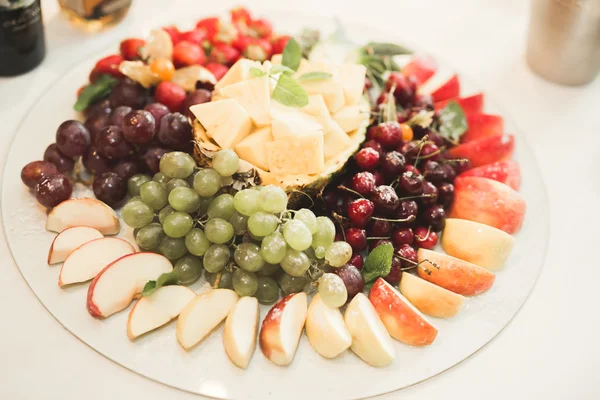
[1,7,549,399]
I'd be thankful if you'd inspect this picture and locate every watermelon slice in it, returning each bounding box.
[461,113,504,143]
[434,93,484,114]
[448,134,515,167]
[458,160,521,191]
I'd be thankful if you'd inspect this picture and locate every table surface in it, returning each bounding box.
[1,0,599,399]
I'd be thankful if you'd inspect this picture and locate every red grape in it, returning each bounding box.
[95,126,134,159]
[55,120,90,158]
[43,144,74,173]
[140,146,171,173]
[109,79,147,109]
[110,106,133,127]
[21,161,59,189]
[84,113,110,143]
[122,110,155,145]
[157,112,193,150]
[112,158,140,180]
[333,264,364,302]
[93,172,127,207]
[82,147,113,175]
[83,99,111,119]
[35,174,72,208]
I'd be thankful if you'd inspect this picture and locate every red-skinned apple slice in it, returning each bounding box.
[434,93,484,114]
[369,278,438,346]
[46,198,119,235]
[345,293,395,366]
[417,248,495,296]
[418,73,460,102]
[461,113,504,143]
[48,226,103,265]
[176,289,239,350]
[87,252,173,319]
[399,273,465,318]
[451,176,526,234]
[59,237,135,286]
[305,293,352,359]
[442,218,515,271]
[259,292,307,366]
[127,285,196,340]
[447,134,515,168]
[223,296,259,369]
[458,160,521,191]
[401,54,437,85]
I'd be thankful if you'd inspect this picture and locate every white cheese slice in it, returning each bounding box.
[190,99,252,149]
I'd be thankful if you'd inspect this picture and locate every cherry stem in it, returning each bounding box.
[397,256,439,274]
[337,185,364,199]
[366,236,392,240]
[398,193,436,201]
[371,215,416,223]
[413,134,429,168]
[416,226,433,241]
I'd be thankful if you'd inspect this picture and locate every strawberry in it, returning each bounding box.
[172,41,206,68]
[162,26,182,45]
[271,35,291,55]
[251,18,273,38]
[209,43,240,66]
[205,63,229,80]
[119,38,145,61]
[154,81,186,112]
[89,54,124,82]
[233,35,252,52]
[180,28,209,46]
[243,38,272,62]
[230,6,252,25]
[211,21,239,46]
[196,17,220,40]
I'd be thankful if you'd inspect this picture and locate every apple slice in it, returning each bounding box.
[59,237,135,286]
[127,285,196,340]
[259,292,308,366]
[46,198,120,235]
[345,293,395,366]
[417,248,495,296]
[176,289,239,350]
[401,54,437,85]
[87,253,173,319]
[418,73,460,102]
[442,218,515,271]
[448,134,515,168]
[305,293,352,359]
[434,93,484,114]
[399,273,465,318]
[457,160,521,191]
[451,176,526,234]
[223,296,259,369]
[48,226,103,265]
[369,278,438,346]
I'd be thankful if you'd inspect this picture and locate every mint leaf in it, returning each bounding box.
[270,64,295,75]
[250,67,267,78]
[365,42,412,56]
[297,72,332,81]
[141,271,178,297]
[141,280,157,297]
[438,101,468,145]
[73,74,118,112]
[362,243,394,284]
[272,73,309,107]
[281,37,302,71]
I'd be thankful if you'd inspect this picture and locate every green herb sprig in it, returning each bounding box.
[73,74,118,112]
[361,243,394,284]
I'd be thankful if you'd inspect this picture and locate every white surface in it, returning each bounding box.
[0,1,598,400]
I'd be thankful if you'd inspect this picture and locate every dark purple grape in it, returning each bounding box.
[140,146,171,173]
[112,158,139,180]
[421,205,447,232]
[380,151,406,178]
[399,171,424,195]
[420,181,439,206]
[437,182,455,208]
[396,199,418,222]
[43,144,74,173]
[82,147,114,175]
[35,174,72,208]
[371,185,399,215]
[21,161,59,189]
[83,99,111,119]
[157,112,193,150]
[384,256,402,285]
[367,218,392,237]
[181,89,211,119]
[144,103,170,127]
[93,172,127,207]
[333,264,364,302]
[422,160,445,183]
[84,113,110,143]
[55,120,91,158]
[110,106,133,127]
[94,125,134,159]
[122,110,155,145]
[108,78,146,109]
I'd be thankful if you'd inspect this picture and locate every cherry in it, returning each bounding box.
[422,160,445,183]
[453,158,472,174]
[372,121,403,149]
[351,171,376,195]
[385,72,415,107]
[414,93,433,109]
[349,253,364,270]
[362,139,384,157]
[404,164,421,175]
[355,147,380,170]
[347,198,374,228]
[437,182,455,208]
[420,181,439,206]
[367,125,378,140]
[381,151,406,178]
[399,171,424,195]
[369,238,393,251]
[419,143,441,161]
[400,140,421,162]
[395,244,418,266]
[321,190,339,211]
[441,163,457,182]
[367,218,392,237]
[427,132,446,148]
[414,227,438,249]
[392,227,414,247]
[384,256,402,285]
[372,171,385,186]
[396,200,419,222]
[371,185,400,215]
[421,206,447,232]
[345,227,367,251]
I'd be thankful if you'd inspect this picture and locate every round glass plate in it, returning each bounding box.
[1,11,549,400]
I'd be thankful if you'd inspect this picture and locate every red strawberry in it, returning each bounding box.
[196,17,220,39]
[271,35,291,55]
[162,26,181,45]
[173,41,206,68]
[244,38,272,62]
[89,54,124,82]
[205,63,229,81]
[209,43,240,66]
[233,35,252,52]
[230,6,252,25]
[119,38,145,61]
[251,18,273,38]
[180,28,209,46]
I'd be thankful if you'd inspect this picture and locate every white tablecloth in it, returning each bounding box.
[1,0,599,399]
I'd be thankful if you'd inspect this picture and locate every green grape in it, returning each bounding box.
[203,244,230,273]
[248,231,264,242]
[312,216,336,249]
[232,269,258,296]
[207,194,235,220]
[255,276,279,304]
[204,218,234,244]
[163,212,193,238]
[193,168,221,197]
[278,273,307,295]
[294,208,318,234]
[283,220,312,251]
[127,174,151,197]
[152,172,169,189]
[158,236,187,260]
[135,223,165,250]
[173,255,203,285]
[185,228,210,256]
[166,178,189,193]
[206,270,233,289]
[212,149,239,177]
[260,232,287,264]
[159,152,196,179]
[140,181,168,210]
[133,227,140,238]
[256,262,281,277]
[158,205,175,224]
[233,189,260,216]
[325,241,353,267]
[229,211,249,235]
[318,273,348,307]
[280,249,310,277]
[122,200,154,228]
[247,212,279,237]
[234,243,265,272]
[168,187,201,213]
[258,185,287,213]
[128,196,142,204]
[314,246,326,259]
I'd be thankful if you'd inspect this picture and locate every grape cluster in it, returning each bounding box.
[122,150,358,307]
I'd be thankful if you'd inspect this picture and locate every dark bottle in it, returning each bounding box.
[0,0,45,76]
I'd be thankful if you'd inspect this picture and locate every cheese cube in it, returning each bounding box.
[220,76,271,127]
[266,132,325,175]
[337,64,367,105]
[215,59,262,90]
[323,121,351,161]
[190,99,252,149]
[333,105,368,133]
[235,127,273,171]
